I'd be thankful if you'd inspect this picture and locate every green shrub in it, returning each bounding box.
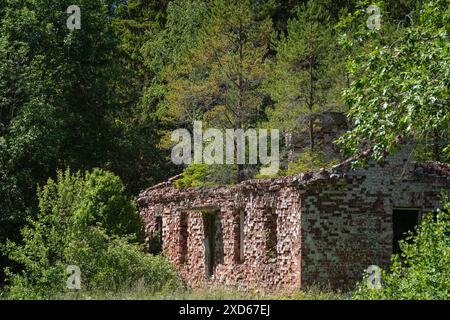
[175,163,237,188]
[2,169,180,299]
[353,194,450,300]
[288,149,339,175]
[64,227,179,293]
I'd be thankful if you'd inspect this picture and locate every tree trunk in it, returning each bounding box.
[308,54,315,151]
[309,117,315,151]
[237,26,245,183]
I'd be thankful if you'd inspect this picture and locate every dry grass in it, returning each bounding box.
[55,283,348,300]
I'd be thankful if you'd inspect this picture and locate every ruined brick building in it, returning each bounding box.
[138,147,450,291]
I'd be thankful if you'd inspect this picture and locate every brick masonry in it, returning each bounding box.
[138,146,450,291]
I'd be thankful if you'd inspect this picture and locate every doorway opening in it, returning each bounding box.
[149,216,163,254]
[393,209,420,254]
[237,210,245,263]
[265,208,278,260]
[180,212,189,264]
[203,210,217,278]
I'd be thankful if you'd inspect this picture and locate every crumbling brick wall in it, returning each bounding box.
[138,147,450,291]
[138,179,303,291]
[300,148,450,289]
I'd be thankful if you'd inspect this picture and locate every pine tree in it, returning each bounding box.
[266,2,346,151]
[166,0,273,182]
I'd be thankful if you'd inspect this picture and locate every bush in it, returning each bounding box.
[64,228,179,293]
[2,169,180,299]
[175,163,237,188]
[288,149,339,175]
[353,194,450,300]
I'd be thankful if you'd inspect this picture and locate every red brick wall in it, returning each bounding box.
[139,181,302,291]
[300,149,450,290]
[138,148,449,291]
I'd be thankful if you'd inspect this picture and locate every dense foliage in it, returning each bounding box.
[265,1,346,150]
[2,169,179,299]
[338,0,450,161]
[354,194,450,300]
[0,0,173,280]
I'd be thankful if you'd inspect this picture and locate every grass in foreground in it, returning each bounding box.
[52,285,348,300]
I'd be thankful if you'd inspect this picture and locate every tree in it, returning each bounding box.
[337,0,450,162]
[165,0,273,182]
[0,0,122,278]
[106,0,178,196]
[140,0,210,117]
[266,2,346,151]
[0,0,175,280]
[112,0,169,103]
